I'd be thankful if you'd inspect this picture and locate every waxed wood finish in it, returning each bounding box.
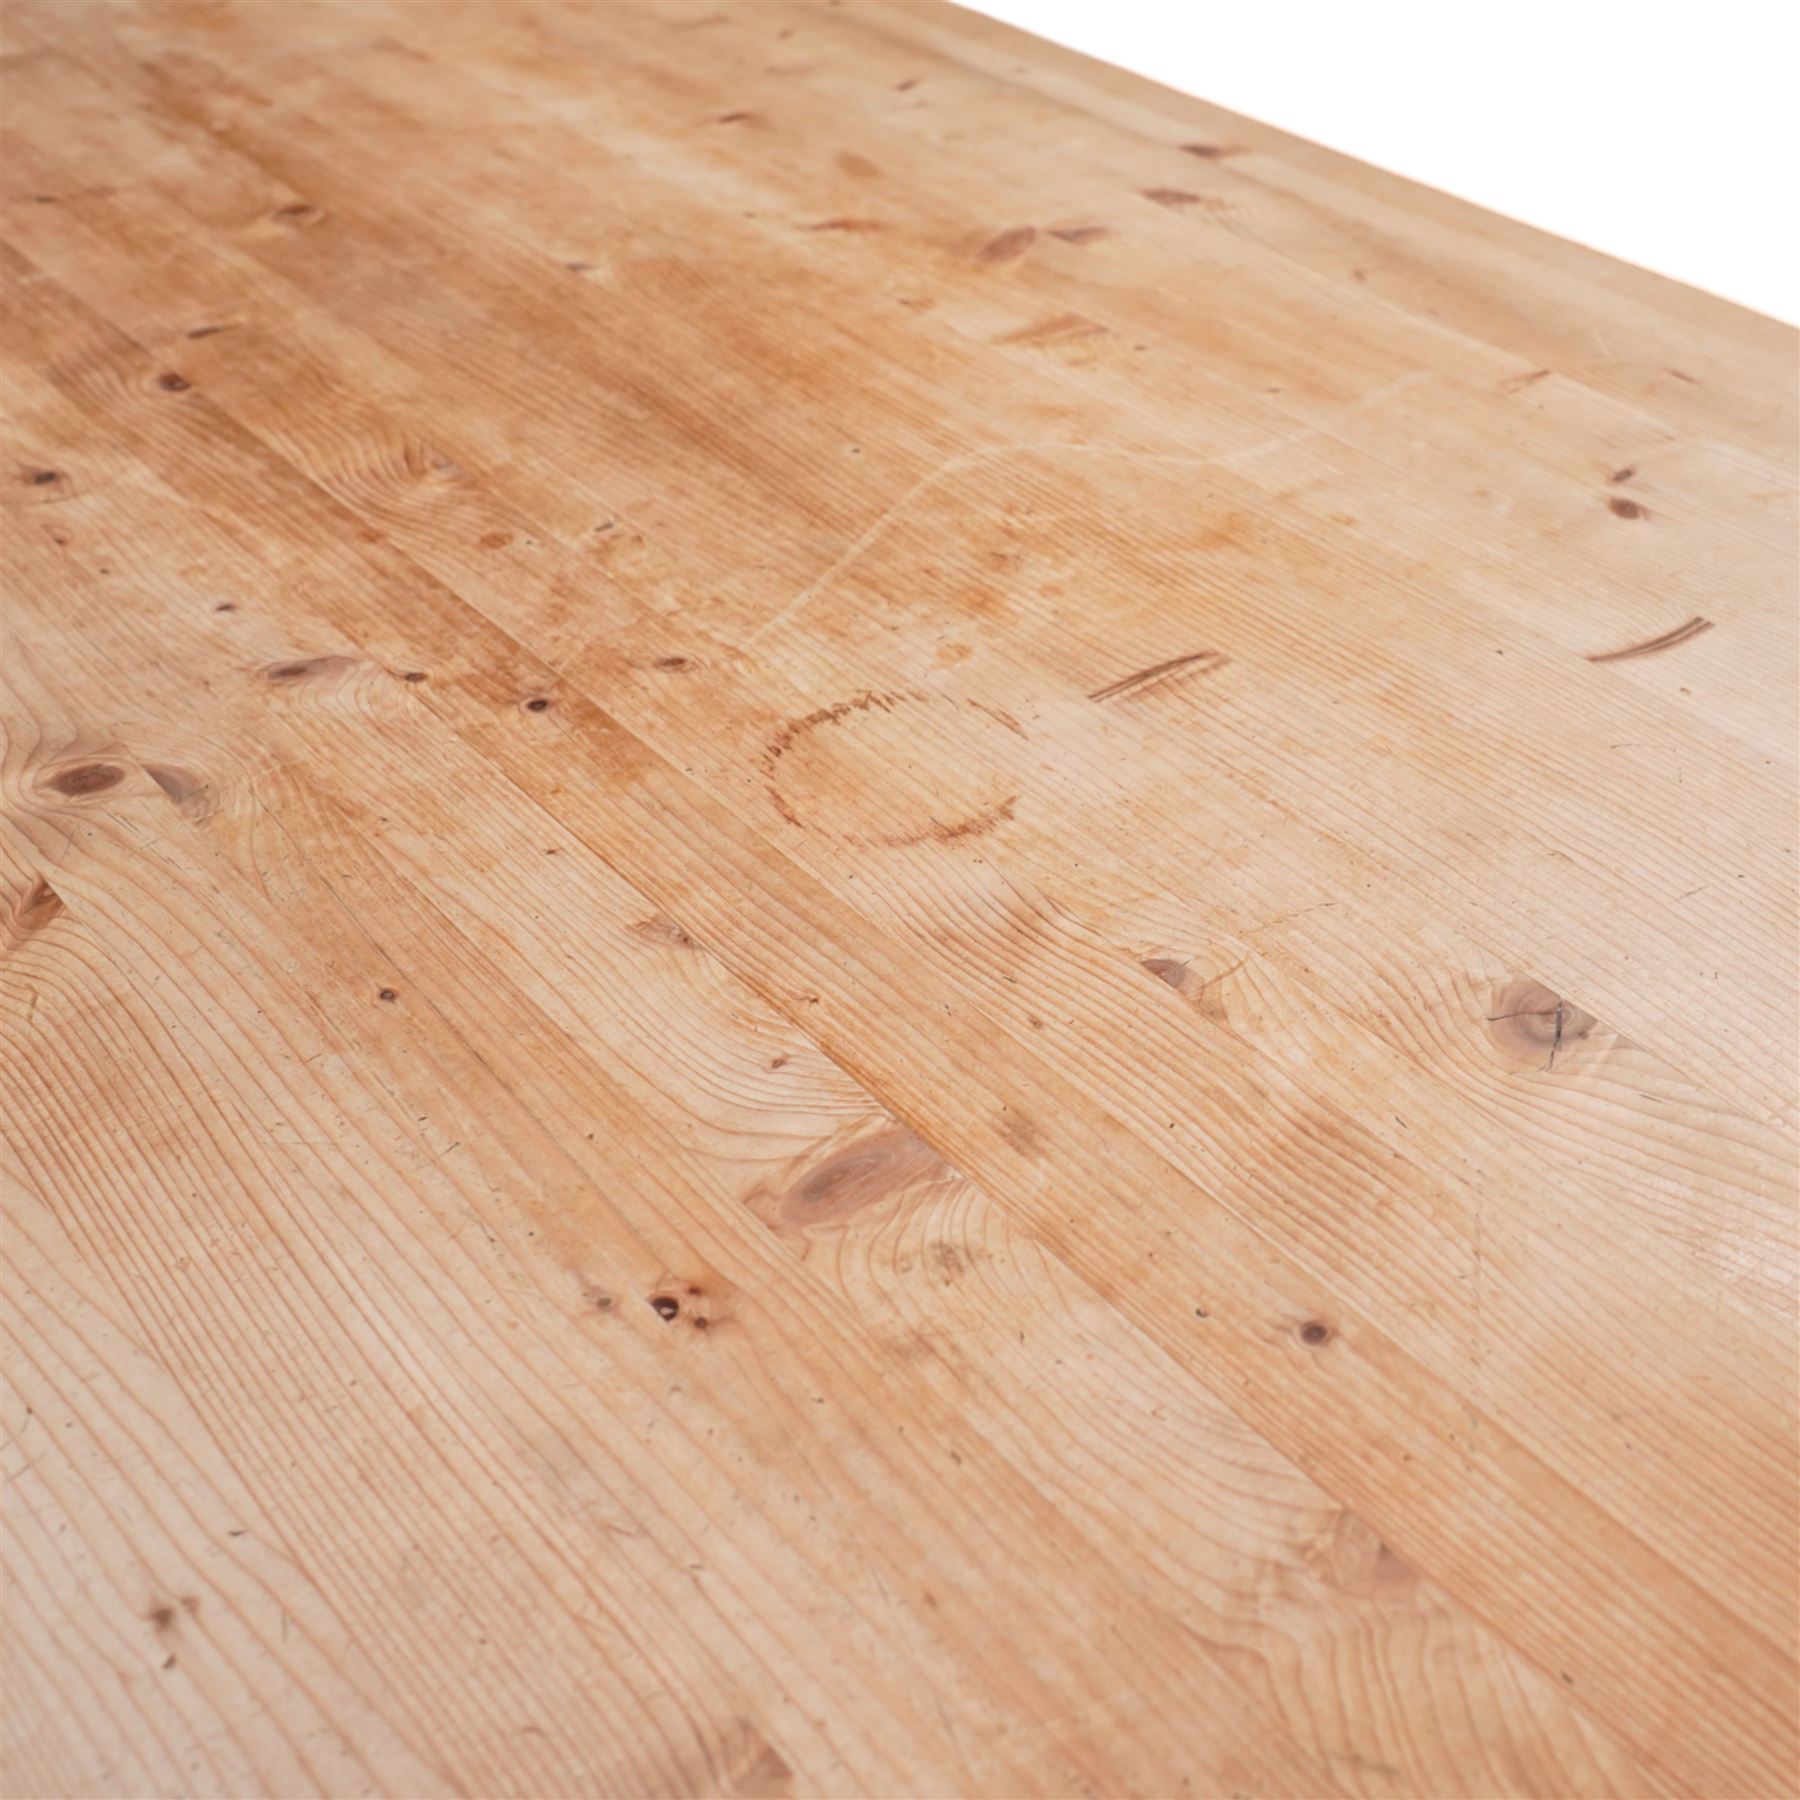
[2,3,1797,1796]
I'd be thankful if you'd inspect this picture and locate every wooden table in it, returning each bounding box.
[3,4,1795,1795]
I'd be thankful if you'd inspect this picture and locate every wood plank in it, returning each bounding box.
[4,5,1794,1795]
[0,408,1662,1798]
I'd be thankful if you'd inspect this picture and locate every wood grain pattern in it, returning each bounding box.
[2,4,1795,1795]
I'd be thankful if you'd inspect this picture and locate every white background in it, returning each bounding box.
[970,0,1800,325]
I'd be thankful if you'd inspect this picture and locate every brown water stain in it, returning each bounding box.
[761,690,1021,848]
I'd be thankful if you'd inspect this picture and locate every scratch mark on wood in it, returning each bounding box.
[729,374,1433,657]
[1585,617,1713,663]
[1090,650,1228,702]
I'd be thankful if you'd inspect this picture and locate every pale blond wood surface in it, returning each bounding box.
[2,4,1796,1796]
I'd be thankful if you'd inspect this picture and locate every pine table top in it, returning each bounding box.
[3,4,1796,1795]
